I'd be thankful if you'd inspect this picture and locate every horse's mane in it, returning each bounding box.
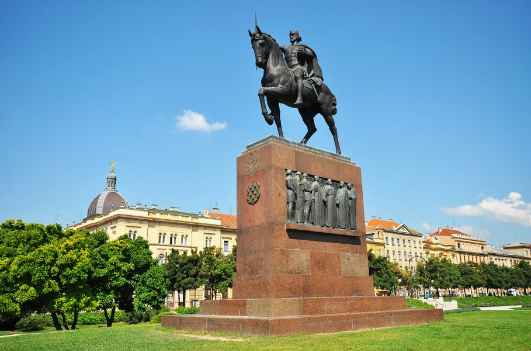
[254,31,279,48]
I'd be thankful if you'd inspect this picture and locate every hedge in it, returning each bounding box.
[442,296,531,308]
[406,299,435,309]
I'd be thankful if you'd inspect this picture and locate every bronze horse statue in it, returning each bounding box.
[249,26,341,154]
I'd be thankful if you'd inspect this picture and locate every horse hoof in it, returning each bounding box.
[264,114,274,125]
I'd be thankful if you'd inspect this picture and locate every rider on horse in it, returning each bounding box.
[280,30,323,105]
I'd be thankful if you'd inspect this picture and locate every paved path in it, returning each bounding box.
[478,305,521,311]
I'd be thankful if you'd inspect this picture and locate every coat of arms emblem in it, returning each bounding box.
[246,182,260,205]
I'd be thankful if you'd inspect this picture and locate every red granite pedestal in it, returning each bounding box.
[162,136,443,336]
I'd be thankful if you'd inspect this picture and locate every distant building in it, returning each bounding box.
[502,243,531,263]
[425,227,487,264]
[488,244,530,266]
[365,217,423,271]
[69,167,237,307]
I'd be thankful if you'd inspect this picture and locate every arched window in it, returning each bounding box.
[158,254,165,265]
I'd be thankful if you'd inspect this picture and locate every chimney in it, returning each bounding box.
[389,219,394,222]
[438,227,442,234]
[151,204,158,210]
[213,207,220,214]
[136,203,142,209]
[203,208,210,217]
[170,206,179,212]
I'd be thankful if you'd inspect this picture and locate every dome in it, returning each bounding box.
[85,169,129,219]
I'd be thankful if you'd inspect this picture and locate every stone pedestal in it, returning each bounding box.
[162,136,443,336]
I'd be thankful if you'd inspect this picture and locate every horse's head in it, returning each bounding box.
[249,26,270,69]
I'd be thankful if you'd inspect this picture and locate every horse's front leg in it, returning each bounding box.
[266,97,283,138]
[258,88,274,125]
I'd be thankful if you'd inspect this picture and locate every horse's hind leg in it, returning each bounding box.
[267,97,283,138]
[321,113,341,154]
[299,108,318,145]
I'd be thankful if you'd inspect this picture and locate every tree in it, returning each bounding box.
[0,220,97,330]
[90,235,169,327]
[457,262,485,296]
[166,249,203,306]
[514,260,531,294]
[367,250,398,292]
[199,246,237,299]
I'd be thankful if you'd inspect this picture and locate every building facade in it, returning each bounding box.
[425,228,487,264]
[366,218,424,271]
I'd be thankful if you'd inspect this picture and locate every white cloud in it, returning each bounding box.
[173,110,227,133]
[441,192,531,227]
[460,225,493,241]
[421,222,434,232]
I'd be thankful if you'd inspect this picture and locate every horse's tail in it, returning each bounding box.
[331,94,337,115]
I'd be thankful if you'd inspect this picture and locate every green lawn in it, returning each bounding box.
[1,311,529,350]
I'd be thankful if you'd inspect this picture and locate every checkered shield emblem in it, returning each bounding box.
[246,182,260,205]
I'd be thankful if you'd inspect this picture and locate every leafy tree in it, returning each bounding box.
[457,262,485,296]
[199,246,237,299]
[166,249,203,305]
[367,250,398,292]
[514,260,531,294]
[0,220,97,330]
[90,235,169,327]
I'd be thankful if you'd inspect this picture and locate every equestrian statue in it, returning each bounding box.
[249,26,341,154]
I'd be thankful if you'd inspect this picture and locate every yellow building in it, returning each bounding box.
[425,227,487,264]
[365,223,386,258]
[502,243,531,264]
[69,167,237,307]
[365,218,424,272]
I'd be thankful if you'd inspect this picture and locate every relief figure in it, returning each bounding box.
[323,179,338,228]
[310,176,324,226]
[337,181,349,229]
[347,183,357,230]
[286,170,296,223]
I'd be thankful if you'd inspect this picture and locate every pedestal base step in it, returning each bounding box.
[161,308,443,336]
[200,296,408,317]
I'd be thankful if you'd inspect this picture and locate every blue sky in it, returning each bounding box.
[1,0,530,246]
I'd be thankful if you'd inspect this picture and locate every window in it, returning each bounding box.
[181,235,188,246]
[387,250,390,257]
[398,251,401,260]
[162,233,166,244]
[223,239,230,252]
[408,240,411,247]
[458,243,461,249]
[420,253,423,259]
[404,251,407,259]
[391,238,395,245]
[414,240,417,248]
[403,239,406,246]
[158,255,165,265]
[205,237,212,247]
[409,252,412,259]
[158,233,163,244]
[378,249,382,256]
[397,238,400,246]
[392,251,396,259]
[129,230,137,240]
[170,234,174,245]
[419,241,422,247]
[385,237,389,245]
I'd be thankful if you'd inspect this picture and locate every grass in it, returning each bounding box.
[1,311,529,350]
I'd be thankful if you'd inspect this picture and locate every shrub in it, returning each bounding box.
[442,296,531,308]
[406,299,435,309]
[124,307,157,324]
[175,306,200,315]
[15,315,47,332]
[150,312,178,324]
